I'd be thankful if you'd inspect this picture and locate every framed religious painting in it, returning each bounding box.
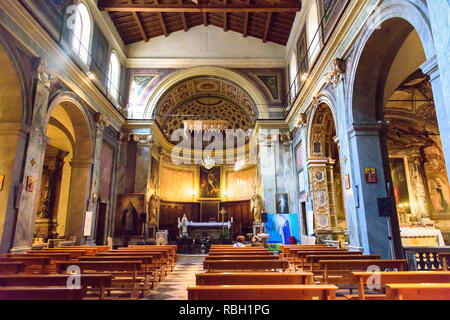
[275,193,290,214]
[114,193,146,236]
[199,166,222,200]
[365,168,377,184]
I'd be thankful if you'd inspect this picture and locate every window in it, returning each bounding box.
[289,53,298,103]
[307,1,320,63]
[72,3,92,64]
[107,52,120,101]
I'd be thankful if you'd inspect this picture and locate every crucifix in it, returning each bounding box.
[219,207,227,235]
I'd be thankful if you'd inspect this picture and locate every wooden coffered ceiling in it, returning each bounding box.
[99,0,302,45]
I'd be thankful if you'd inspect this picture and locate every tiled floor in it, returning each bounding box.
[144,255,205,300]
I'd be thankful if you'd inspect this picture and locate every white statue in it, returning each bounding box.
[250,193,264,223]
[178,214,189,235]
[148,194,160,223]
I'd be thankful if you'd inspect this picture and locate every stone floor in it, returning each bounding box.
[144,255,205,300]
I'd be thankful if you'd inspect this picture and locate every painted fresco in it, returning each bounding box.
[390,158,411,212]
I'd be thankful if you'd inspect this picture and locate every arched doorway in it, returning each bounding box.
[308,102,347,243]
[348,2,448,256]
[43,95,94,244]
[0,41,28,252]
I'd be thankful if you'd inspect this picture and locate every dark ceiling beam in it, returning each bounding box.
[99,3,302,13]
[263,12,272,43]
[132,12,149,42]
[223,0,228,32]
[154,0,168,37]
[243,0,250,38]
[179,0,188,31]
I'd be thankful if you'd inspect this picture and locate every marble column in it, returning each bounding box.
[334,75,364,250]
[347,122,401,258]
[65,159,93,244]
[84,113,109,244]
[133,134,153,196]
[258,131,278,214]
[406,149,430,219]
[0,124,29,253]
[421,56,450,181]
[427,0,450,118]
[12,60,52,251]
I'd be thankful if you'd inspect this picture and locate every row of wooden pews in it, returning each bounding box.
[0,245,178,300]
[189,244,338,300]
[189,244,450,300]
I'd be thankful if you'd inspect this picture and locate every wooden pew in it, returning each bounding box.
[0,262,25,274]
[79,255,157,291]
[4,252,72,261]
[350,271,450,300]
[0,274,112,300]
[112,249,170,277]
[305,254,380,272]
[439,253,450,271]
[188,285,338,300]
[280,245,330,260]
[43,247,100,255]
[0,257,51,274]
[0,287,83,300]
[55,261,143,298]
[29,249,87,259]
[126,246,177,264]
[293,250,362,270]
[204,255,279,261]
[196,272,314,285]
[319,260,407,287]
[386,283,450,300]
[203,260,289,272]
[208,250,273,256]
[60,246,110,254]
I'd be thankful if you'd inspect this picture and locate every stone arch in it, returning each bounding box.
[347,0,435,124]
[45,92,95,242]
[306,93,338,159]
[0,34,31,252]
[143,66,270,119]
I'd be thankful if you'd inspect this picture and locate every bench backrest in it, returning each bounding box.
[55,261,142,273]
[204,255,279,261]
[187,285,338,300]
[0,274,112,287]
[196,272,314,285]
[0,287,83,300]
[203,260,289,272]
[386,284,450,300]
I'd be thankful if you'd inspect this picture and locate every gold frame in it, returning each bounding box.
[198,166,223,201]
[275,193,290,214]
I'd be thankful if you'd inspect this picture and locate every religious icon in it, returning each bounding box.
[0,175,4,191]
[199,166,221,199]
[115,193,145,236]
[365,168,377,184]
[275,193,290,214]
[26,177,34,192]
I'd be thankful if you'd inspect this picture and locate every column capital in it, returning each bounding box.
[36,58,54,89]
[70,159,93,169]
[347,121,385,138]
[95,112,111,130]
[132,133,153,145]
[420,55,439,81]
[324,57,346,86]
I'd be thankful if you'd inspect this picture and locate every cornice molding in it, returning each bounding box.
[126,58,287,69]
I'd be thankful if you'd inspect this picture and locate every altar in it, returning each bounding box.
[178,217,233,240]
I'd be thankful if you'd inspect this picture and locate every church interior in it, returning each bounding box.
[0,0,449,302]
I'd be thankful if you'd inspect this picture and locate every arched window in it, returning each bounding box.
[289,53,298,102]
[107,52,120,101]
[307,1,320,63]
[72,3,92,64]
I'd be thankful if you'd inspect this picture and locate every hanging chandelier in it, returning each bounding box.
[202,156,216,170]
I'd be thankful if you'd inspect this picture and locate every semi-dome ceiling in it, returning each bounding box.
[156,76,258,135]
[161,96,254,139]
